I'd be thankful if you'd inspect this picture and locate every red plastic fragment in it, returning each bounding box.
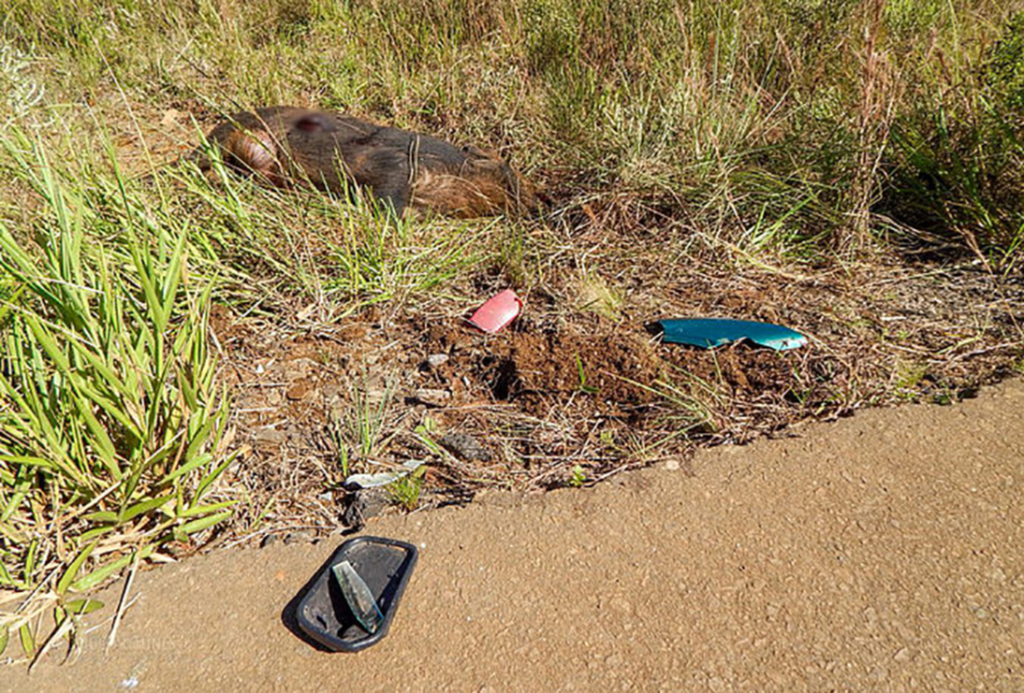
[468,289,522,333]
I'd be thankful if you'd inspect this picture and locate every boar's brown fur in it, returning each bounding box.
[193,106,543,219]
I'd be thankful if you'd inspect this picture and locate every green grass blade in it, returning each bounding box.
[56,540,99,596]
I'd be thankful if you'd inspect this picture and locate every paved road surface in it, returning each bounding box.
[15,380,1024,691]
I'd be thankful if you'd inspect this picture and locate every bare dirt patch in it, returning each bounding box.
[205,256,1023,546]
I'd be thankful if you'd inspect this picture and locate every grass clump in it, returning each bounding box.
[0,131,236,660]
[885,11,1024,268]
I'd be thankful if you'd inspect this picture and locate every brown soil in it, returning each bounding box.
[14,378,1024,690]
[202,257,1022,545]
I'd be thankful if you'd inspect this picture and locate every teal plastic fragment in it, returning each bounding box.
[658,318,807,351]
[332,560,385,634]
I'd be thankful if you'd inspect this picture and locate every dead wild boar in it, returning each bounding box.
[192,106,544,219]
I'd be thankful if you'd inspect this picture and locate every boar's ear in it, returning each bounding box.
[461,145,490,160]
[466,155,522,188]
[462,144,507,161]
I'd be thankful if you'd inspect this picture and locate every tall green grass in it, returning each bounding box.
[0,131,236,659]
[171,144,488,310]
[3,0,1020,261]
[885,9,1024,268]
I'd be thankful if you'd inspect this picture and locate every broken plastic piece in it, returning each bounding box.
[332,561,384,634]
[468,289,522,333]
[343,459,425,490]
[296,536,418,652]
[658,318,807,351]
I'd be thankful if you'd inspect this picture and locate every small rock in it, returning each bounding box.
[425,353,449,369]
[286,380,311,401]
[440,433,493,462]
[260,534,280,549]
[412,388,451,407]
[322,384,343,402]
[664,459,680,471]
[342,490,389,530]
[283,530,315,545]
[254,428,288,444]
[893,647,911,662]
